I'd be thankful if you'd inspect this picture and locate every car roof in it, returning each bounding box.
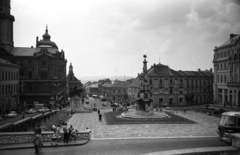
[222,111,240,116]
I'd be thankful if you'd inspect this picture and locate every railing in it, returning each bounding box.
[0,130,91,145]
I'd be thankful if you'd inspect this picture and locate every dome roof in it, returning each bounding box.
[37,26,58,48]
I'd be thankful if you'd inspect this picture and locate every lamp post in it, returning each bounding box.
[52,82,60,106]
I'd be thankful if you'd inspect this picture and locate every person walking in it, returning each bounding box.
[56,125,61,143]
[99,113,102,121]
[38,133,43,153]
[63,123,68,143]
[32,131,40,155]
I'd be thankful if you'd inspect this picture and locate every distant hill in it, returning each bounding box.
[78,76,134,84]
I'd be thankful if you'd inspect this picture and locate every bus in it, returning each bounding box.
[217,111,240,144]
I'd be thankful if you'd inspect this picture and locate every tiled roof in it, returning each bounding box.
[89,83,98,88]
[11,47,59,56]
[128,77,140,88]
[144,63,213,77]
[217,34,240,49]
[0,58,19,67]
[112,81,131,88]
[102,83,113,87]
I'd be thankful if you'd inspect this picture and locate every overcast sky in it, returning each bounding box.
[11,0,240,78]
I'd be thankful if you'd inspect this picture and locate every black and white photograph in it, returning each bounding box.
[0,0,240,154]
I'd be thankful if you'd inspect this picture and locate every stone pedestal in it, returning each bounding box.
[70,97,83,112]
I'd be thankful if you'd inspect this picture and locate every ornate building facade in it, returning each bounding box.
[135,55,213,106]
[0,58,19,115]
[213,34,240,106]
[11,27,67,110]
[0,0,68,111]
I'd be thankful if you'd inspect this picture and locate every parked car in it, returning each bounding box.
[102,102,108,106]
[7,111,18,118]
[37,107,50,113]
[25,109,37,114]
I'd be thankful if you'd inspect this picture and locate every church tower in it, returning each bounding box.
[0,0,15,53]
[68,63,74,81]
[143,55,148,73]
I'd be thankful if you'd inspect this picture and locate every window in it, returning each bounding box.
[149,79,152,85]
[28,71,32,79]
[1,71,3,80]
[41,70,48,79]
[20,70,24,77]
[41,59,47,67]
[29,84,32,92]
[159,79,163,84]
[2,85,4,95]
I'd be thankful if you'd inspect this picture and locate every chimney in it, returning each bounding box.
[210,68,212,72]
[36,36,39,47]
[198,68,201,71]
[230,34,236,39]
[31,46,33,48]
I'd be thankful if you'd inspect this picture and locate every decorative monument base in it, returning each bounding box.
[120,109,170,119]
[70,97,92,113]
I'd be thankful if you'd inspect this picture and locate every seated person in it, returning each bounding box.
[70,130,77,141]
[51,132,58,145]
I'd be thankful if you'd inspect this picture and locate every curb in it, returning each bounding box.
[92,136,217,140]
[0,139,90,150]
[142,146,238,155]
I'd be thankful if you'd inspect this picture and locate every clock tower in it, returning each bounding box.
[0,0,15,53]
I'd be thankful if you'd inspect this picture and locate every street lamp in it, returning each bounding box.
[51,82,60,107]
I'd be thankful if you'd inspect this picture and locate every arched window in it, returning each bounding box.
[159,79,163,85]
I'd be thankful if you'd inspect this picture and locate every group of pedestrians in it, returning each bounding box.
[62,123,78,143]
[51,124,61,145]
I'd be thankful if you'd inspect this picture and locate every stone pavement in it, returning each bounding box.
[67,108,220,140]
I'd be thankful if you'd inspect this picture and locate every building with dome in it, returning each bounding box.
[0,0,68,111]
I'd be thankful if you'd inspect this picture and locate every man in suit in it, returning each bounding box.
[32,131,41,154]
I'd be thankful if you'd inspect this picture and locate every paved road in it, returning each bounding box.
[67,97,220,139]
[0,138,230,155]
[0,113,40,126]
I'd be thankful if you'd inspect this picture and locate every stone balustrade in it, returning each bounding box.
[0,131,90,145]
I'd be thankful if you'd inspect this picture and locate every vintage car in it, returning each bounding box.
[25,109,37,114]
[7,111,18,118]
[37,107,50,113]
[102,102,108,106]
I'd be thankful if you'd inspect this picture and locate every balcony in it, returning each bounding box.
[227,82,240,87]
[179,84,184,88]
[159,84,164,88]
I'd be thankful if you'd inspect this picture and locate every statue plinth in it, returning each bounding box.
[70,97,83,112]
[136,99,154,115]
